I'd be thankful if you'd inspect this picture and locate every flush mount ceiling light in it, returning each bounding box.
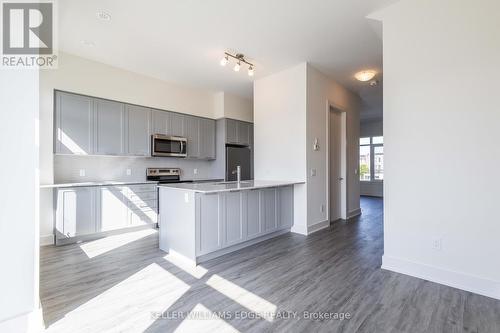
[355,70,376,82]
[96,11,111,21]
[220,52,255,77]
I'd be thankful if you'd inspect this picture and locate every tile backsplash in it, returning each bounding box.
[54,155,223,183]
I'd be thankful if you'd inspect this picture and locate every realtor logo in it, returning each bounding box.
[1,1,57,68]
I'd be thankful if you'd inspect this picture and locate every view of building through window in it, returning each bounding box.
[360,136,383,181]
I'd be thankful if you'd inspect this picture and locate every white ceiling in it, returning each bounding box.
[59,0,397,120]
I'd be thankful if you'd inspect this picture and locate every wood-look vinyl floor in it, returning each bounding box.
[40,197,500,332]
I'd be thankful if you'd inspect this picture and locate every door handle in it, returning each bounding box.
[339,177,344,181]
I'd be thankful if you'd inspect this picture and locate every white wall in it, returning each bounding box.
[360,118,383,197]
[254,63,308,233]
[39,52,227,244]
[254,63,361,234]
[214,91,253,122]
[374,0,500,299]
[306,65,361,227]
[0,71,41,331]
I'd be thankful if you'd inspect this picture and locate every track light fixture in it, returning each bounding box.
[220,52,255,77]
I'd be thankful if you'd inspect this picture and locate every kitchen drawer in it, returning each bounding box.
[129,208,157,226]
[126,184,157,194]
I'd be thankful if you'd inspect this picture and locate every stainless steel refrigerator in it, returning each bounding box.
[226,145,251,181]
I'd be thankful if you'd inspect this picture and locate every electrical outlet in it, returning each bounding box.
[193,168,198,175]
[432,238,443,251]
[310,168,317,177]
[126,169,132,176]
[79,169,85,177]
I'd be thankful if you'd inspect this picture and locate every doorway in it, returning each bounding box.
[328,106,347,221]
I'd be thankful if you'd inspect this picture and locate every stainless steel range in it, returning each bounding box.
[146,168,192,184]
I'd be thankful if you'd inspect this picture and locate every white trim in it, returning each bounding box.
[307,220,330,234]
[382,255,500,300]
[291,224,308,235]
[348,208,361,219]
[40,234,54,246]
[0,307,43,333]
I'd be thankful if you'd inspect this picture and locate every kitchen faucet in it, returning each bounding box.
[232,165,241,183]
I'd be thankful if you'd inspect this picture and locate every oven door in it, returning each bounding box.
[151,134,187,157]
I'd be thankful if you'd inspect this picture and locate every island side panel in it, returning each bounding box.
[158,187,196,262]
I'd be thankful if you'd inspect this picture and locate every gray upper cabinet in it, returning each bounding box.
[224,118,252,146]
[226,119,238,144]
[237,121,250,145]
[54,91,216,159]
[94,99,125,155]
[199,118,216,160]
[183,115,200,158]
[168,113,185,137]
[55,92,94,155]
[126,105,151,156]
[151,110,169,135]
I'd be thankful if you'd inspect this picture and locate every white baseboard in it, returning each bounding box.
[348,208,361,219]
[307,220,330,235]
[291,224,308,235]
[382,255,500,300]
[40,234,54,246]
[0,307,43,333]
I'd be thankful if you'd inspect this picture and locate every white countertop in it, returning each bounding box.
[39,178,224,189]
[39,180,159,188]
[158,180,303,193]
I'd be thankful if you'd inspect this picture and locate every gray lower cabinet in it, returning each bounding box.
[278,185,293,228]
[98,186,129,231]
[55,184,157,244]
[247,189,261,239]
[262,188,278,232]
[224,191,245,246]
[195,186,293,257]
[197,192,223,255]
[94,99,126,155]
[55,92,94,155]
[55,187,97,238]
[126,105,151,156]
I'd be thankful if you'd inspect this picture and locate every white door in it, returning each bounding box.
[329,109,347,221]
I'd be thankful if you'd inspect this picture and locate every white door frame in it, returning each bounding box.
[326,101,348,221]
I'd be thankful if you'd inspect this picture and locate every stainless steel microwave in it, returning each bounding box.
[151,134,187,157]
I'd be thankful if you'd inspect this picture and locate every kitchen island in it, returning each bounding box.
[158,180,301,264]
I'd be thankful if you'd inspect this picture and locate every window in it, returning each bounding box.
[359,136,384,181]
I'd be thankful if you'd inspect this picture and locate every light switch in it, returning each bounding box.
[126,169,132,176]
[310,168,317,177]
[193,168,198,175]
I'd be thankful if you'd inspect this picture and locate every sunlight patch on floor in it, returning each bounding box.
[45,263,189,333]
[174,303,240,333]
[163,254,208,279]
[79,228,157,258]
[206,274,277,322]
